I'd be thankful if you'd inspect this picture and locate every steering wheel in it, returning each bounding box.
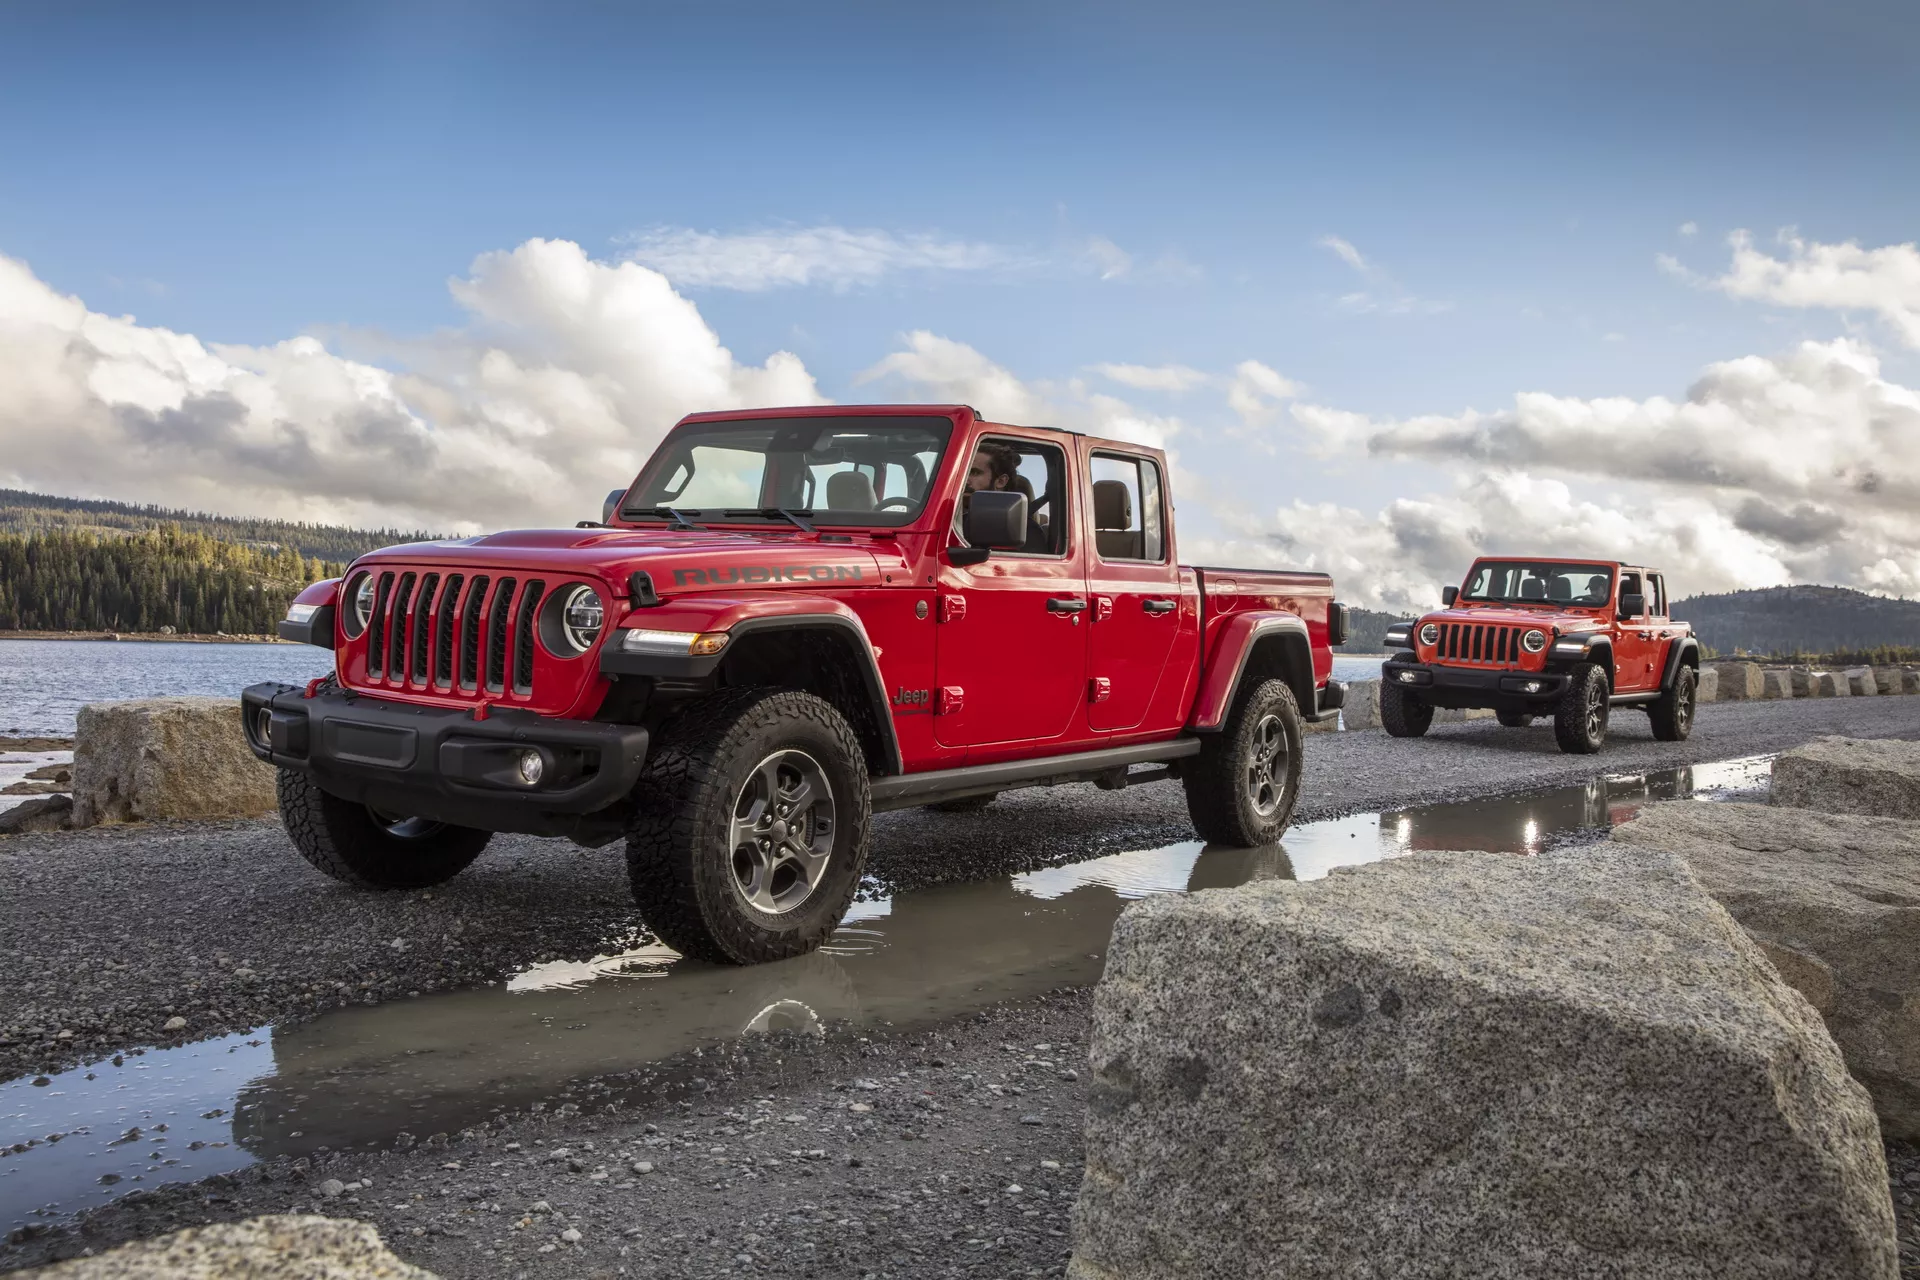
[876,496,915,511]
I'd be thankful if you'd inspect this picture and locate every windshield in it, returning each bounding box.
[1461,561,1614,606]
[622,416,953,528]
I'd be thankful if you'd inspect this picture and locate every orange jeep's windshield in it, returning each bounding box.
[1461,561,1614,607]
[623,415,954,528]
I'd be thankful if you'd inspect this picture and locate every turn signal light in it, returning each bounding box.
[689,632,730,656]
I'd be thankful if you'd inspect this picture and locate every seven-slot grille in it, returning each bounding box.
[361,570,546,697]
[1433,622,1530,666]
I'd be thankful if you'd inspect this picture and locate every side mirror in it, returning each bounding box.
[1440,585,1459,606]
[963,490,1028,550]
[1619,592,1645,619]
[602,489,629,525]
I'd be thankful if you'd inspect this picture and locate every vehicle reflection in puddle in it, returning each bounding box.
[1,754,1771,1231]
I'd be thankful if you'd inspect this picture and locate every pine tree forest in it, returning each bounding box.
[0,527,345,634]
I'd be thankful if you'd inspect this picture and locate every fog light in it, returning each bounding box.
[515,749,545,786]
[1524,680,1543,693]
[255,707,273,747]
[1397,670,1416,683]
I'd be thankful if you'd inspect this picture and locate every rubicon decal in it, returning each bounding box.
[672,565,864,586]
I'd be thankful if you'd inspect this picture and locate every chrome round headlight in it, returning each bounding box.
[560,584,604,653]
[1521,629,1548,654]
[346,573,375,638]
[1418,622,1440,646]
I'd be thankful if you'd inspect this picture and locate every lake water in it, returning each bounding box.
[0,640,1388,739]
[0,641,329,738]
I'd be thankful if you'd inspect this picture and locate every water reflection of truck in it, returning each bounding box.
[230,842,1290,1159]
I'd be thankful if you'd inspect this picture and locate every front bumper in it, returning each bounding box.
[242,682,649,838]
[1378,661,1569,711]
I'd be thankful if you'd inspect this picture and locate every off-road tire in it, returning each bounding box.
[1554,663,1611,754]
[1650,665,1697,742]
[1380,679,1434,738]
[1184,678,1304,847]
[1496,710,1532,728]
[626,688,870,965]
[276,768,490,889]
[926,793,998,813]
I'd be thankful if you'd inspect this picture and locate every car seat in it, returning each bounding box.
[825,470,877,511]
[1521,578,1548,601]
[1093,480,1142,559]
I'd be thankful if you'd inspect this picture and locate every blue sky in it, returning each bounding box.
[3,1,1918,606]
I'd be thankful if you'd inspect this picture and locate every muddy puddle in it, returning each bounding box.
[2,754,1771,1231]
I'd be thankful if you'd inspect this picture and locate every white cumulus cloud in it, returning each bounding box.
[1091,362,1208,393]
[0,241,821,531]
[1682,230,1920,349]
[623,225,1016,292]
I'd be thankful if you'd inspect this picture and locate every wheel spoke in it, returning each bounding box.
[729,748,837,917]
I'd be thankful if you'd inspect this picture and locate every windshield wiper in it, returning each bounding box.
[725,508,815,533]
[635,506,705,530]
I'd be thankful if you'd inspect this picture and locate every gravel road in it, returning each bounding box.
[6,695,1920,1085]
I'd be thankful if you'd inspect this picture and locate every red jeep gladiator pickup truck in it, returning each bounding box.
[1379,557,1699,754]
[246,405,1349,964]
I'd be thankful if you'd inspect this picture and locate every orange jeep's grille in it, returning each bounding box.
[353,569,547,701]
[1436,622,1527,666]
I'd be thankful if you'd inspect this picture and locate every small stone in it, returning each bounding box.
[1006,1184,1024,1194]
[561,1228,583,1243]
[848,1103,872,1114]
[56,1030,73,1040]
[782,1114,805,1123]
[318,1179,345,1199]
[631,1162,654,1175]
[531,1201,553,1214]
[1020,1114,1045,1126]
[162,1016,187,1031]
[1041,1160,1061,1170]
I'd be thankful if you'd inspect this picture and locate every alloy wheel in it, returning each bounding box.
[730,749,836,916]
[1246,713,1289,817]
[1585,680,1608,741]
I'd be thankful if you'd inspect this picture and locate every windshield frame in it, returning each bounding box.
[1458,560,1616,608]
[618,414,956,529]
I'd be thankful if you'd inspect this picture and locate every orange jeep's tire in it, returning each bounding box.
[1183,678,1304,847]
[1496,710,1532,728]
[625,688,870,965]
[1554,663,1611,754]
[926,792,998,813]
[1650,665,1697,742]
[276,767,490,889]
[1379,680,1433,738]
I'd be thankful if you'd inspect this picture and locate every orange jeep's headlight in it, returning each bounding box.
[1521,629,1547,653]
[1418,622,1439,646]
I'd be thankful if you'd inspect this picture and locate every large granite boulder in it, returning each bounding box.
[1762,669,1796,699]
[1791,668,1820,696]
[1069,846,1896,1280]
[1695,665,1719,702]
[1613,800,1920,1143]
[1874,667,1906,696]
[70,697,276,827]
[1848,668,1880,697]
[1343,678,1381,731]
[32,1214,437,1277]
[1772,736,1920,820]
[1813,671,1851,697]
[1714,661,1763,700]
[1904,670,1920,695]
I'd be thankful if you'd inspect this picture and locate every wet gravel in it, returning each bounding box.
[8,991,1918,1279]
[6,695,1920,1085]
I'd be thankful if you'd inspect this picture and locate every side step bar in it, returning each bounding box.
[870,738,1202,814]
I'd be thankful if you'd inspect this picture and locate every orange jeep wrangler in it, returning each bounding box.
[1379,559,1698,754]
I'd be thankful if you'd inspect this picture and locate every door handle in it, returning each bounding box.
[1047,597,1088,613]
[1142,599,1177,615]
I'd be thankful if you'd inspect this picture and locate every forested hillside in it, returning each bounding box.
[0,528,344,634]
[1337,606,1418,652]
[0,489,431,562]
[1672,585,1920,658]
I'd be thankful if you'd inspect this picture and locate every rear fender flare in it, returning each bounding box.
[1659,637,1700,691]
[1190,612,1315,731]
